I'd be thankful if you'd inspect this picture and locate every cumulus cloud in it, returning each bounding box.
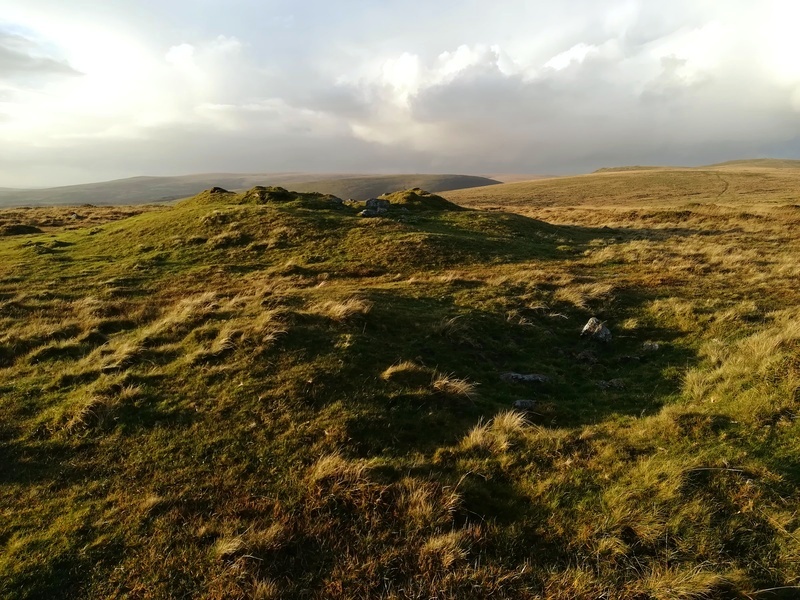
[0,0,799,186]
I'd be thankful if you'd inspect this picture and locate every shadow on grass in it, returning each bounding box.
[294,276,701,458]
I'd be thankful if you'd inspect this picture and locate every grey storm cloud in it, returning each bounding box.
[0,30,80,80]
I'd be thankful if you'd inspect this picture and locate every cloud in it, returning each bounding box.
[0,29,80,80]
[1,1,799,186]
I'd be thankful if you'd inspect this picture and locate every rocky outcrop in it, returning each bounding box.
[501,373,550,384]
[581,317,611,343]
[359,198,391,217]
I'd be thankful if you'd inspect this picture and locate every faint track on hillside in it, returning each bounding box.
[714,173,730,198]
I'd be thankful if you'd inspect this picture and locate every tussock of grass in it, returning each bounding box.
[431,372,478,401]
[309,297,373,321]
[460,410,528,453]
[309,452,367,489]
[64,395,116,434]
[252,579,281,600]
[553,281,615,310]
[213,536,246,560]
[432,315,478,347]
[380,360,433,387]
[419,531,467,570]
[636,565,730,600]
[396,478,461,531]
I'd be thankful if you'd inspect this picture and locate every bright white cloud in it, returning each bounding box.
[763,0,800,83]
[544,43,598,71]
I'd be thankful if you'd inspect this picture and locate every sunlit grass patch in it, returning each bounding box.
[431,372,478,401]
[309,297,373,321]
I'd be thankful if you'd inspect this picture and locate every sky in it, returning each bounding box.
[1,0,800,187]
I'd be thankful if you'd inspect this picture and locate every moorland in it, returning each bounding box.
[1,161,799,599]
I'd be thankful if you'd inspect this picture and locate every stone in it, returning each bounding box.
[642,341,660,352]
[581,317,612,343]
[512,399,537,410]
[501,372,550,384]
[596,379,626,390]
[576,350,598,364]
[365,198,391,211]
[359,198,390,217]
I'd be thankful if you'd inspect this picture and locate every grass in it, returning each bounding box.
[0,169,799,599]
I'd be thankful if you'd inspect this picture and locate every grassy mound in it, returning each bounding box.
[0,173,799,599]
[377,188,465,211]
[188,186,346,210]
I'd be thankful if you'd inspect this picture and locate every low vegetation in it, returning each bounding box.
[0,167,799,598]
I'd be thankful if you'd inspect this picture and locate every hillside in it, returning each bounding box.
[594,159,800,175]
[1,174,799,599]
[705,158,800,170]
[444,165,800,211]
[0,173,500,207]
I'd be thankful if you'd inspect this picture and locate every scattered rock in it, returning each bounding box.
[365,198,391,211]
[209,186,230,194]
[597,379,626,390]
[581,317,612,343]
[512,399,537,410]
[642,341,660,352]
[359,198,390,218]
[575,350,598,364]
[501,372,550,384]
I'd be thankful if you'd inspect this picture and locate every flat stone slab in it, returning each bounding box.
[501,372,550,384]
[512,399,537,410]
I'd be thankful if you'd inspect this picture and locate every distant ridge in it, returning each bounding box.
[593,165,668,173]
[704,158,800,169]
[594,158,800,174]
[0,173,500,207]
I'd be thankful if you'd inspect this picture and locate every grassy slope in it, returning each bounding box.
[0,172,799,599]
[444,166,800,210]
[0,174,500,207]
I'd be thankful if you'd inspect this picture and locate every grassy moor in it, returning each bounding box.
[1,164,800,599]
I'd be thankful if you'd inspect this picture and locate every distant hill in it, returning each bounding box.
[703,158,800,170]
[594,158,800,174]
[593,165,669,173]
[480,173,553,183]
[0,173,500,207]
[445,163,800,210]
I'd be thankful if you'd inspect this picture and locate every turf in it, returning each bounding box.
[1,170,799,599]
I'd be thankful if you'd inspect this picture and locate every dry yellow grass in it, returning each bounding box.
[431,372,478,400]
[309,297,373,321]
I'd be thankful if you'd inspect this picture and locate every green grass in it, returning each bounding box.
[0,174,799,599]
